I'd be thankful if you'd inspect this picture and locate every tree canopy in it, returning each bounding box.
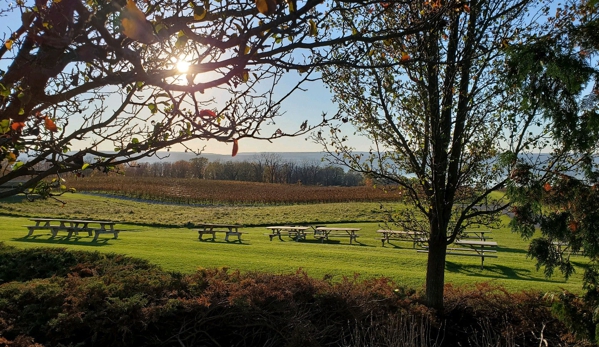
[0,0,438,198]
[317,0,568,309]
[505,0,599,296]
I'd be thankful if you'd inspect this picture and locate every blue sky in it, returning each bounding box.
[183,73,374,155]
[184,74,340,155]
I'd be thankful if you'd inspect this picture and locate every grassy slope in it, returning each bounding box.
[0,193,584,293]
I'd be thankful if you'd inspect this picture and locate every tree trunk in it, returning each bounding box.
[425,227,447,311]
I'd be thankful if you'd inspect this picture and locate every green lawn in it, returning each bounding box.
[0,193,585,293]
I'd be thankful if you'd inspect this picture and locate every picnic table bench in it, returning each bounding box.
[552,241,583,255]
[376,230,427,248]
[418,240,498,269]
[266,226,311,241]
[24,218,119,241]
[313,227,360,244]
[460,230,492,241]
[197,223,244,242]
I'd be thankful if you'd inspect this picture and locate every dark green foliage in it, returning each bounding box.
[0,242,158,284]
[0,244,586,346]
[506,34,599,152]
[549,292,598,343]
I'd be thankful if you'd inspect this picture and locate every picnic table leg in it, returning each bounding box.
[107,224,118,239]
[224,227,234,242]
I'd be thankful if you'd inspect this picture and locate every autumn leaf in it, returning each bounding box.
[309,19,317,37]
[121,0,155,44]
[463,4,470,13]
[175,30,188,48]
[232,139,239,157]
[44,116,58,132]
[543,182,551,192]
[255,0,277,15]
[400,52,410,62]
[240,44,250,55]
[569,221,579,232]
[10,122,25,131]
[286,0,296,12]
[194,5,207,20]
[199,109,217,118]
[241,69,249,82]
[4,39,13,50]
[7,152,16,163]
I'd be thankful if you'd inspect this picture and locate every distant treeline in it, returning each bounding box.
[123,154,363,186]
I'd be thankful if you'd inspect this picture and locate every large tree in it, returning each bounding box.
[504,0,599,339]
[0,0,438,199]
[317,0,560,309]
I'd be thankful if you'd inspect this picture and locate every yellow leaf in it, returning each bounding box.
[400,52,410,62]
[53,0,62,3]
[7,152,16,163]
[309,19,317,37]
[194,5,207,20]
[255,0,276,15]
[286,0,295,12]
[243,44,250,55]
[175,30,188,48]
[241,69,249,82]
[121,0,155,44]
[4,39,12,50]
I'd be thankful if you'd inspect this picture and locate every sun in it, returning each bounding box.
[176,60,190,73]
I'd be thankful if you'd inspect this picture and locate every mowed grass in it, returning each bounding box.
[0,193,586,293]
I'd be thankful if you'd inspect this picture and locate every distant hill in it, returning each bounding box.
[137,152,330,163]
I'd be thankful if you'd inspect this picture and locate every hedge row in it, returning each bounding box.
[0,243,591,346]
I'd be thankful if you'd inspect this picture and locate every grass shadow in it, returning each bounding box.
[198,239,251,245]
[496,246,528,255]
[445,261,567,284]
[383,241,422,250]
[13,235,111,246]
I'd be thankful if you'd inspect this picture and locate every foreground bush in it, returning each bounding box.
[0,243,592,346]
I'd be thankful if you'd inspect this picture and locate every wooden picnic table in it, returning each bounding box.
[25,218,119,241]
[314,227,360,244]
[460,230,492,241]
[452,240,498,269]
[418,240,498,270]
[376,230,427,247]
[266,226,310,241]
[197,223,244,242]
